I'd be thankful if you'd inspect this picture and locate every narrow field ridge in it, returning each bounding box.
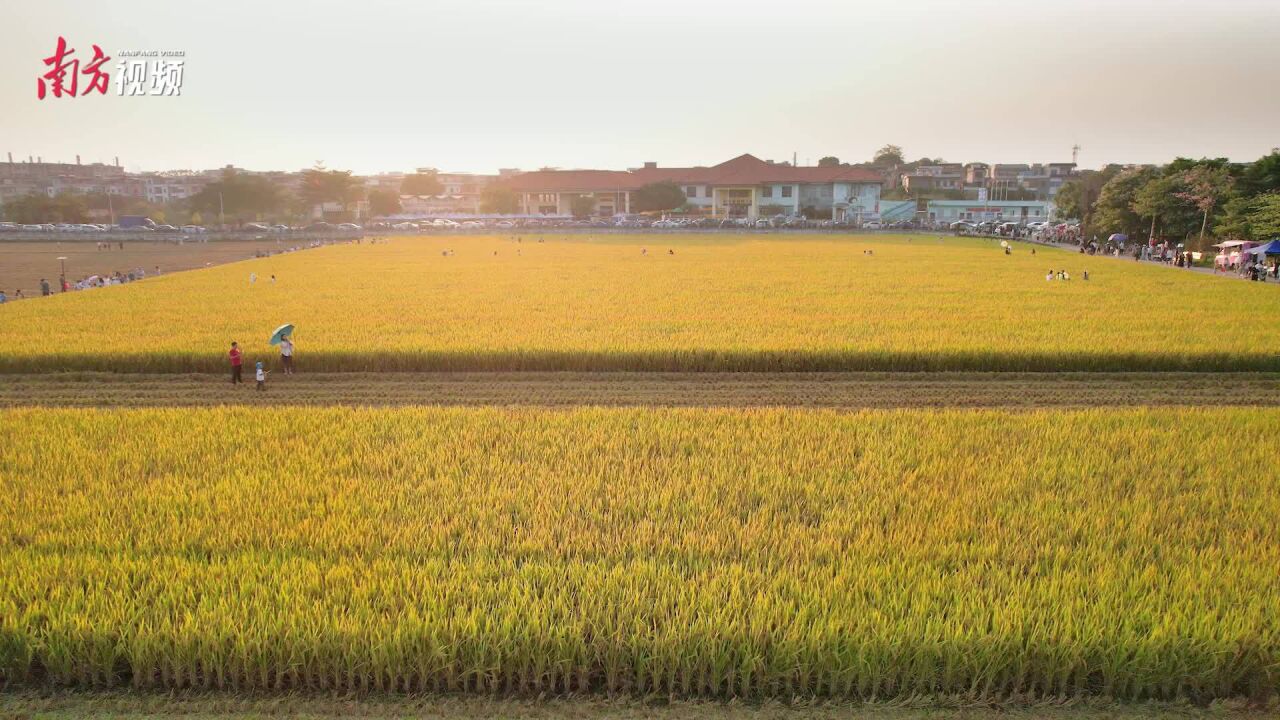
[2,371,1276,408]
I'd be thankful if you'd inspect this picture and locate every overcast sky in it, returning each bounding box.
[3,0,1278,175]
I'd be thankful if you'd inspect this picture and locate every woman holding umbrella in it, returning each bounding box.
[270,323,296,375]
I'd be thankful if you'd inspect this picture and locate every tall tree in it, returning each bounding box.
[1238,150,1280,197]
[872,145,904,168]
[300,168,363,215]
[817,156,840,167]
[1,192,89,223]
[1175,165,1234,245]
[1247,193,1280,238]
[1055,165,1121,236]
[1092,166,1158,239]
[1214,195,1256,240]
[367,189,402,217]
[569,194,596,218]
[632,182,686,213]
[188,168,285,223]
[401,172,443,196]
[480,185,518,214]
[1132,175,1183,241]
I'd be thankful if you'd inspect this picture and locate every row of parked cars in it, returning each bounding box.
[363,216,914,231]
[240,222,363,233]
[0,221,368,234]
[948,220,1079,237]
[0,222,210,233]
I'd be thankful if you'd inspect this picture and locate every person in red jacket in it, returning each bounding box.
[229,341,243,384]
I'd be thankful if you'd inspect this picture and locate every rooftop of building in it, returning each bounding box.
[505,154,883,192]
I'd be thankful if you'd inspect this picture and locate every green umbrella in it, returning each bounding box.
[269,323,295,346]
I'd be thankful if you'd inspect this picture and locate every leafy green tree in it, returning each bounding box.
[1215,195,1256,240]
[1174,165,1234,245]
[569,194,596,218]
[400,172,443,196]
[872,145,904,168]
[1132,175,1186,241]
[818,156,840,167]
[300,167,364,217]
[1054,165,1121,236]
[1092,166,1158,239]
[0,192,92,223]
[480,185,518,214]
[367,189,402,217]
[1238,150,1280,197]
[188,168,286,223]
[1247,193,1280,238]
[632,182,686,213]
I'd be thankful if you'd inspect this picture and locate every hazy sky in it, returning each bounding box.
[3,0,1278,175]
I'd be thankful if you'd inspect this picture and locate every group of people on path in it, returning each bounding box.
[229,336,294,391]
[1045,269,1088,281]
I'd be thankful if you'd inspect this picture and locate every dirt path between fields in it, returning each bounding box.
[2,371,1276,408]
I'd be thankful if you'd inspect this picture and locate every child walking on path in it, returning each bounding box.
[255,361,268,392]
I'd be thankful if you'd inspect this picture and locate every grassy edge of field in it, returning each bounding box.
[1,690,1273,720]
[2,350,1278,374]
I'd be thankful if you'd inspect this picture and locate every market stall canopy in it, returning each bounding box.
[1108,233,1128,243]
[1213,240,1250,249]
[1245,239,1280,255]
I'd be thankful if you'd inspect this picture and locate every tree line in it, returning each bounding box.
[0,167,529,225]
[1056,150,1280,247]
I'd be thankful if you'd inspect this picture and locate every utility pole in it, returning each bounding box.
[219,191,225,228]
[1072,143,1081,166]
[107,193,115,226]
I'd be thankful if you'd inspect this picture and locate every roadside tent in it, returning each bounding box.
[1245,239,1280,256]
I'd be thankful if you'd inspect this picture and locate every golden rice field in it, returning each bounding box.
[1,234,1277,372]
[2,406,1277,700]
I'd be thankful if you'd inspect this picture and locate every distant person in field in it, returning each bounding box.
[40,278,50,296]
[255,361,268,391]
[279,336,295,375]
[1083,270,1090,281]
[0,290,6,304]
[250,272,257,285]
[1046,270,1054,281]
[229,342,243,384]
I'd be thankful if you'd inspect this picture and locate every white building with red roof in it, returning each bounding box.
[504,154,883,221]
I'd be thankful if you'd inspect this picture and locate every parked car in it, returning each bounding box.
[335,223,362,230]
[862,221,884,230]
